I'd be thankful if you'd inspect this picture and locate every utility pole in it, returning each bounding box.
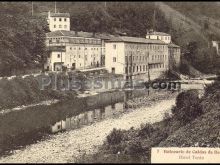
[153,9,156,31]
[31,1,34,16]
[147,62,151,96]
[55,1,57,13]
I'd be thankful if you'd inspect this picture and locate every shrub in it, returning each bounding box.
[107,128,124,145]
[124,140,145,155]
[138,123,154,138]
[172,90,203,124]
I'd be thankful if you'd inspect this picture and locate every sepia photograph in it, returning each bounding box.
[0,1,220,163]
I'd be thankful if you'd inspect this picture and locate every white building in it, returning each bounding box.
[146,31,181,70]
[105,36,169,81]
[47,11,70,32]
[212,41,220,55]
[146,31,171,44]
[45,30,103,71]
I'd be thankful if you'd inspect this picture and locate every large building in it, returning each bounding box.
[45,11,181,77]
[47,11,70,32]
[146,31,181,70]
[105,36,169,81]
[45,30,103,71]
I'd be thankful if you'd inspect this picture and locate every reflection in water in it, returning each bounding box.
[51,102,125,133]
[0,89,173,157]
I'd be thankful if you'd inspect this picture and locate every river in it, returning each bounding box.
[0,81,207,163]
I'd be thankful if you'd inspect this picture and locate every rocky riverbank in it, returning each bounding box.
[0,91,178,163]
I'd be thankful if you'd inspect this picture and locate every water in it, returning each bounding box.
[0,89,155,157]
[0,81,208,159]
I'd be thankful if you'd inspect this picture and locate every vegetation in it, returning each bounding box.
[0,71,91,110]
[77,81,220,163]
[1,2,220,75]
[0,2,48,76]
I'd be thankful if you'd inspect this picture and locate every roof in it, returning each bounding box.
[46,30,116,40]
[168,43,180,48]
[50,13,70,17]
[105,36,166,44]
[47,30,97,39]
[147,31,170,36]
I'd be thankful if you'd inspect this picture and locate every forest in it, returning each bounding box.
[0,2,220,76]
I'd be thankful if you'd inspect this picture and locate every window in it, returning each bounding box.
[137,66,139,72]
[54,25,56,28]
[57,54,60,58]
[64,18,67,22]
[70,47,72,50]
[54,18,56,21]
[59,25,62,28]
[113,57,116,62]
[113,44,116,49]
[64,25,67,29]
[125,56,128,63]
[59,18,62,21]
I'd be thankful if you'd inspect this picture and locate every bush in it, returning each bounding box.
[107,128,124,145]
[124,140,144,155]
[138,123,154,138]
[172,90,203,124]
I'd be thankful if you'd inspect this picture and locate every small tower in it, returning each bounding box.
[47,11,70,32]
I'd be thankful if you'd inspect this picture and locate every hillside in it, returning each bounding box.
[156,2,220,74]
[0,2,49,76]
[77,81,220,163]
[1,2,220,76]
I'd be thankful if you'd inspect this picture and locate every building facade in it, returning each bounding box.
[47,11,70,32]
[168,43,181,70]
[146,31,171,44]
[212,41,220,55]
[105,36,169,81]
[45,31,103,71]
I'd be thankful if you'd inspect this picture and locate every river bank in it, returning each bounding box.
[0,90,178,163]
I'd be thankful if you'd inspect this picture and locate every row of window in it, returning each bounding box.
[149,63,165,69]
[125,63,165,73]
[48,38,101,45]
[69,47,99,51]
[152,54,167,61]
[147,35,170,41]
[123,54,167,63]
[53,25,68,29]
[124,44,168,50]
[57,54,99,59]
[53,18,67,22]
